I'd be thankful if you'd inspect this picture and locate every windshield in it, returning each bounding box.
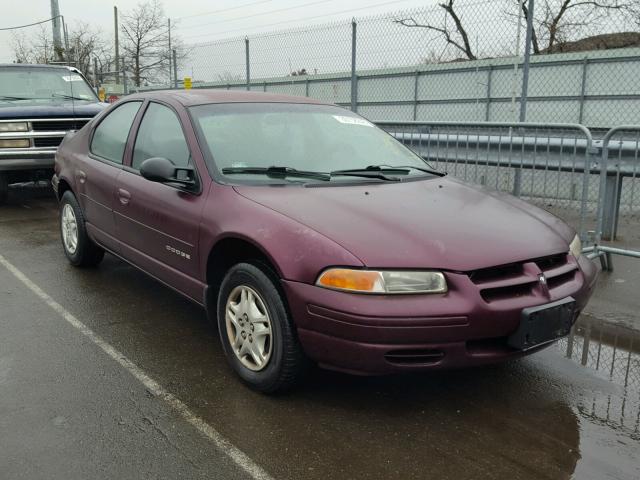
[190,103,435,184]
[0,67,98,104]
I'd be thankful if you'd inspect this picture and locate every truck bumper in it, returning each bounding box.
[0,150,56,172]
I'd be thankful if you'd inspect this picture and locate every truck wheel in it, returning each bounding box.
[60,191,105,267]
[217,262,307,393]
[0,174,7,204]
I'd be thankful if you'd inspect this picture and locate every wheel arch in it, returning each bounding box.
[204,235,284,312]
[56,176,74,201]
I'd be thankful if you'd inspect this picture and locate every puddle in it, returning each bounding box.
[555,317,640,479]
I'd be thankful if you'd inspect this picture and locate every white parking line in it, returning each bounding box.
[0,253,275,480]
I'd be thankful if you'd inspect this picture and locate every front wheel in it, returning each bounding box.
[217,262,306,393]
[60,191,104,267]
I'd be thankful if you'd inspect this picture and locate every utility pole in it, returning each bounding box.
[50,0,64,62]
[168,18,172,86]
[172,49,178,89]
[114,6,120,85]
[245,37,250,91]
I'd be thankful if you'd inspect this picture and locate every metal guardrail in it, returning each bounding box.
[376,121,640,268]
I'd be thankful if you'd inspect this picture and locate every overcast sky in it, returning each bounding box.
[0,0,434,63]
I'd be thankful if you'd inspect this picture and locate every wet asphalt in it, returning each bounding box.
[1,185,639,480]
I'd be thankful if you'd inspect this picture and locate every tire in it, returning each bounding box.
[60,191,105,267]
[0,174,8,205]
[217,262,306,393]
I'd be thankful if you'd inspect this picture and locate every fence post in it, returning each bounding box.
[305,77,310,97]
[350,19,357,112]
[519,0,535,122]
[578,57,588,124]
[412,71,419,120]
[579,141,599,243]
[172,49,178,89]
[596,128,624,243]
[485,66,492,121]
[245,36,250,91]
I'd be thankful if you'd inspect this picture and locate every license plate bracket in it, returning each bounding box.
[507,297,576,350]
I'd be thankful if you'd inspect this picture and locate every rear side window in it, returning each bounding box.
[90,101,141,164]
[132,102,190,170]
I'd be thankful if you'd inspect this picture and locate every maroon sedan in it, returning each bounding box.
[52,90,597,393]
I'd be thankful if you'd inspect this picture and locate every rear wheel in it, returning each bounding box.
[217,262,306,393]
[60,191,104,267]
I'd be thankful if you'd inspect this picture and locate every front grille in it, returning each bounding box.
[33,137,64,148]
[31,119,90,132]
[470,253,578,303]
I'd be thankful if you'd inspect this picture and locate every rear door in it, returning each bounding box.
[113,100,206,300]
[76,100,142,252]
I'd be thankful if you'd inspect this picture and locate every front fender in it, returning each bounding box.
[199,184,364,284]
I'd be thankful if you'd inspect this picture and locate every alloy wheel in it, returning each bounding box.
[61,203,79,255]
[225,285,273,371]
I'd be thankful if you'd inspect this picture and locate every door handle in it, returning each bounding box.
[76,170,87,184]
[118,188,131,206]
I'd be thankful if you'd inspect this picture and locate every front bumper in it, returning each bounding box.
[0,149,56,172]
[283,255,598,375]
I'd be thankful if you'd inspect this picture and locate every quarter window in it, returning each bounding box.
[90,101,141,164]
[132,103,190,170]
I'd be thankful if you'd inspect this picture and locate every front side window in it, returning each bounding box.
[90,101,142,164]
[132,103,190,170]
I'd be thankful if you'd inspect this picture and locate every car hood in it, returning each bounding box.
[0,101,107,119]
[234,177,574,271]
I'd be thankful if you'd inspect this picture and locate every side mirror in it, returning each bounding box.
[139,157,198,192]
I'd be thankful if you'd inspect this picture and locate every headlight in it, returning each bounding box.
[0,139,30,148]
[316,268,447,294]
[569,234,582,258]
[0,122,28,132]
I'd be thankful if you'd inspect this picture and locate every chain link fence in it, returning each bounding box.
[157,0,640,129]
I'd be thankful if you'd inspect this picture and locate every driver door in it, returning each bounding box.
[113,101,205,300]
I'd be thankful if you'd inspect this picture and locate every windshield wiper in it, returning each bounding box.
[221,166,330,181]
[0,95,32,100]
[332,164,445,177]
[51,93,88,101]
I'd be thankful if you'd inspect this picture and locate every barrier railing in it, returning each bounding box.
[592,126,640,269]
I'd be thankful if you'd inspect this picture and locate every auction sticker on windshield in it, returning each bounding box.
[333,115,373,127]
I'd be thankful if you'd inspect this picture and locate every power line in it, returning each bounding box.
[175,0,339,31]
[0,16,60,31]
[175,0,277,21]
[183,0,415,42]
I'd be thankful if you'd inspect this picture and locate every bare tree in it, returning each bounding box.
[10,23,109,79]
[120,0,173,86]
[11,26,55,64]
[394,0,476,60]
[66,23,110,76]
[509,0,632,54]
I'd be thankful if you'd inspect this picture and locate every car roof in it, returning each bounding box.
[125,89,331,107]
